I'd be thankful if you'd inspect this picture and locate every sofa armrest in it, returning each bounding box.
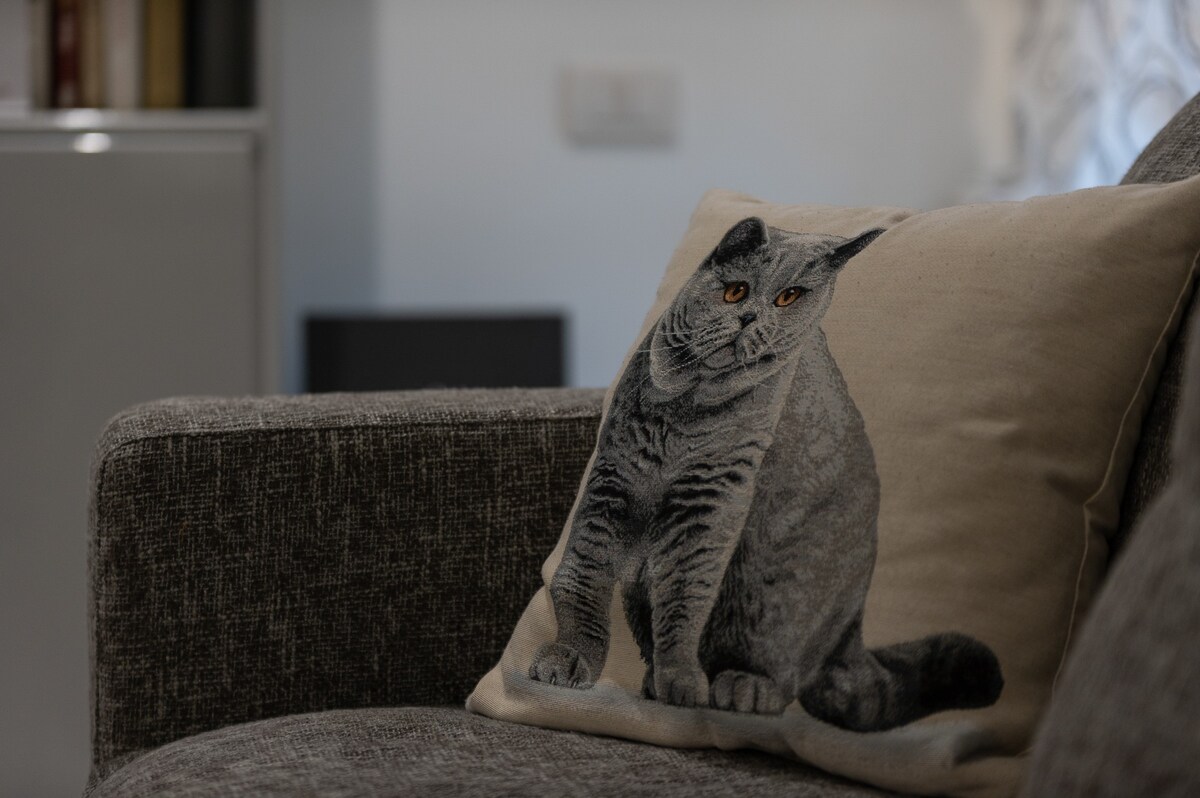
[88,387,602,778]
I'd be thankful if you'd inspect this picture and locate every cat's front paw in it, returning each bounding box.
[654,663,709,707]
[529,643,596,689]
[710,670,785,714]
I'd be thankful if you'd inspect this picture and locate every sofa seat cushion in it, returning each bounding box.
[88,707,888,797]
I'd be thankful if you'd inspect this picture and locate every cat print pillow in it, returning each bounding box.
[469,180,1200,798]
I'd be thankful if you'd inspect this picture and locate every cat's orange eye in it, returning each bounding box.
[723,282,749,303]
[775,287,805,307]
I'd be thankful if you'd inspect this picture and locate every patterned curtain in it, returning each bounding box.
[982,0,1200,198]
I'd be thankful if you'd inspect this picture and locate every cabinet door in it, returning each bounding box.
[0,129,257,794]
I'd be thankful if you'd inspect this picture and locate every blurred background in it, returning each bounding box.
[1,0,1197,794]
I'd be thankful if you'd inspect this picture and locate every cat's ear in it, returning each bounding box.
[713,217,769,265]
[827,228,885,270]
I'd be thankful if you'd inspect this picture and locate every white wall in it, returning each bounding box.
[277,0,378,394]
[279,1,984,391]
[367,0,983,389]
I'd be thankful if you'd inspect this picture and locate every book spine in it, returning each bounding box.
[186,0,254,108]
[0,0,32,113]
[29,0,52,107]
[78,0,103,106]
[102,0,141,108]
[53,0,81,107]
[143,0,182,108]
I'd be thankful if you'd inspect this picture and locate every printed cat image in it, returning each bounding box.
[529,217,1003,732]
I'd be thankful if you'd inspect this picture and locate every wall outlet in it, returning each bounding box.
[560,64,679,148]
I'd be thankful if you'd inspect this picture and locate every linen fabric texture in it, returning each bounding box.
[88,388,603,784]
[87,707,887,798]
[470,176,1200,798]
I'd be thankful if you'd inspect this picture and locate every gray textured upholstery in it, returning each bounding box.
[87,707,884,797]
[1115,91,1200,557]
[1122,92,1200,184]
[89,389,603,781]
[1022,311,1200,796]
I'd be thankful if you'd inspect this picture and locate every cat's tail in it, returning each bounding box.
[798,631,1003,732]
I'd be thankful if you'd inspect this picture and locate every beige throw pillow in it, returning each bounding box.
[469,176,1200,798]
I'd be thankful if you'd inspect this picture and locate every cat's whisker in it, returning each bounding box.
[636,346,713,390]
[645,350,709,380]
[661,325,722,344]
[635,323,729,360]
[633,339,695,355]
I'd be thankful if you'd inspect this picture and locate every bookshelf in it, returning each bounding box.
[0,0,256,112]
[0,1,278,794]
[0,0,277,384]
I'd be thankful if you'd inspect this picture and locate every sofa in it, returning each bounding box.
[85,94,1200,797]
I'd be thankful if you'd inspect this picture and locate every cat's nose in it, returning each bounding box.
[739,311,757,328]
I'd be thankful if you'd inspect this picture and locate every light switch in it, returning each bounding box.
[560,65,680,148]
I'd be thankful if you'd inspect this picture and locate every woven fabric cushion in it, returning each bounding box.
[471,177,1200,798]
[86,707,886,798]
[1122,92,1200,185]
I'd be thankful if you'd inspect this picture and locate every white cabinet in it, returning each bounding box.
[0,128,259,400]
[0,117,264,794]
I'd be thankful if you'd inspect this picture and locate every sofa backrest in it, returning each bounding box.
[1113,91,1200,557]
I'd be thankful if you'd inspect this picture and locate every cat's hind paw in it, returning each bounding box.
[710,670,786,714]
[529,643,595,689]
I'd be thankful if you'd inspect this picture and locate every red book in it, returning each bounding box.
[53,0,82,108]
